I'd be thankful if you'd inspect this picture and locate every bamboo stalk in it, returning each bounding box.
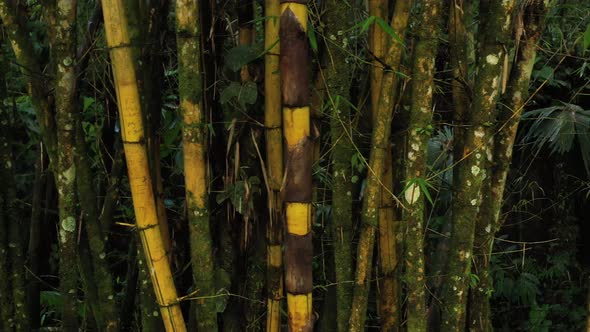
[264,0,284,330]
[176,0,219,330]
[403,1,442,331]
[348,2,412,330]
[100,1,186,330]
[280,1,313,330]
[440,1,515,331]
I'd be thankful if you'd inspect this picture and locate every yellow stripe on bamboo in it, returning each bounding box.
[280,3,308,32]
[287,294,313,329]
[285,202,312,235]
[283,106,310,146]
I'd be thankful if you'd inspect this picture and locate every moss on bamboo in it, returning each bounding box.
[469,2,549,330]
[75,125,119,331]
[323,1,355,330]
[404,1,442,331]
[348,1,412,330]
[176,1,219,330]
[440,1,515,331]
[54,1,80,330]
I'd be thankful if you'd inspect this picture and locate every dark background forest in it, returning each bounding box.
[0,0,589,331]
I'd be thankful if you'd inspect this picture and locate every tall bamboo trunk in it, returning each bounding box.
[368,1,401,331]
[469,2,549,330]
[264,0,284,330]
[403,1,442,331]
[100,1,186,330]
[449,0,471,167]
[440,1,515,331]
[280,1,313,330]
[54,2,80,330]
[176,1,219,330]
[323,1,355,330]
[348,1,412,330]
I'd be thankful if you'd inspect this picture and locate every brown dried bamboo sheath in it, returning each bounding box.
[280,0,313,331]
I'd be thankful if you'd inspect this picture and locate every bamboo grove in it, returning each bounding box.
[1,0,590,331]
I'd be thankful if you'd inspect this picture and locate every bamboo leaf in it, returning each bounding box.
[308,22,318,53]
[375,17,404,46]
[583,22,590,50]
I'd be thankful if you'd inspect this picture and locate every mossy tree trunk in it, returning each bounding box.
[176,1,219,330]
[469,2,549,330]
[280,1,313,330]
[323,1,355,330]
[264,1,284,330]
[54,1,80,330]
[440,1,515,331]
[403,1,442,331]
[348,1,412,330]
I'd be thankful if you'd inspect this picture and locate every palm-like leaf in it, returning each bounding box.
[520,101,590,176]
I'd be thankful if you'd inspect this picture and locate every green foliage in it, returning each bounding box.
[220,81,258,109]
[225,43,264,72]
[520,101,590,177]
[215,175,261,215]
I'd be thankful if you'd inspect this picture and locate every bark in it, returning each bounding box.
[469,2,549,330]
[264,1,284,330]
[100,0,187,330]
[176,1,218,330]
[440,1,515,331]
[238,0,255,82]
[369,0,388,122]
[449,0,471,168]
[280,1,313,330]
[54,1,80,330]
[403,1,442,331]
[75,125,119,331]
[323,1,355,330]
[348,1,412,330]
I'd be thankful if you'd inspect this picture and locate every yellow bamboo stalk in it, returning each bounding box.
[264,0,283,330]
[100,1,186,331]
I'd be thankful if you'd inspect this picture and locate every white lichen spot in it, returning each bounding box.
[465,252,470,259]
[486,54,499,65]
[62,165,76,185]
[346,191,351,197]
[153,311,159,317]
[404,183,421,205]
[329,34,337,41]
[467,180,472,186]
[99,252,106,259]
[492,76,499,89]
[5,161,11,168]
[485,224,492,233]
[68,289,76,294]
[471,165,480,176]
[475,153,482,159]
[475,129,485,138]
[61,216,76,233]
[108,295,114,300]
[408,151,416,161]
[471,199,477,206]
[411,143,420,151]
